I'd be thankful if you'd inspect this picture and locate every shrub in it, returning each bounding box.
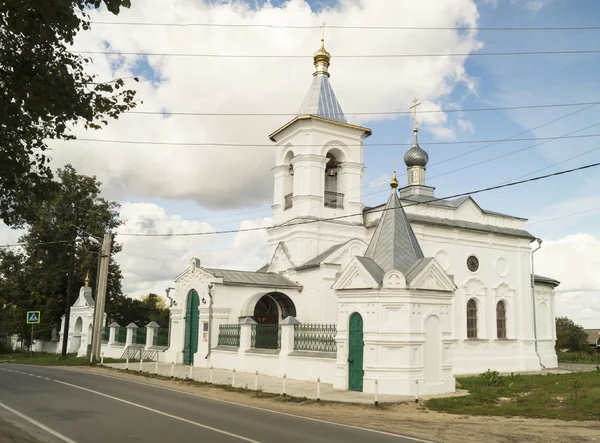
[481,369,504,386]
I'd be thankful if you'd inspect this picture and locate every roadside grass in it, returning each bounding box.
[426,370,600,421]
[0,352,123,366]
[558,351,600,365]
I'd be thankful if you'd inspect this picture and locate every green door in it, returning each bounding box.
[348,312,364,392]
[183,289,200,365]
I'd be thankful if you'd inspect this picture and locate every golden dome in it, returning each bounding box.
[390,170,399,189]
[313,38,331,77]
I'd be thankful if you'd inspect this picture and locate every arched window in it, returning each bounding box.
[324,152,343,208]
[467,299,478,338]
[283,150,294,210]
[496,301,507,339]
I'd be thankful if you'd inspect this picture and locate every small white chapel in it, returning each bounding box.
[163,38,560,396]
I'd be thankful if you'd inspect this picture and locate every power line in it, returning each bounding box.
[427,121,600,183]
[117,161,600,237]
[59,133,600,148]
[90,21,600,31]
[74,49,600,58]
[0,240,73,249]
[125,100,600,117]
[427,103,600,168]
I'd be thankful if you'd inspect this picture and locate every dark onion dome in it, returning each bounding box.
[404,145,429,168]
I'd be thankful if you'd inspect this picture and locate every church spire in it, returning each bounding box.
[404,98,429,186]
[297,28,347,123]
[313,23,331,77]
[364,189,424,274]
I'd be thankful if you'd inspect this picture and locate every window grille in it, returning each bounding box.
[467,299,478,338]
[496,301,507,339]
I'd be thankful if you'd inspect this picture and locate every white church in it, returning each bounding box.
[141,39,560,396]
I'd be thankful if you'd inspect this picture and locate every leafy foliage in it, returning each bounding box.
[555,316,590,353]
[0,0,138,226]
[111,293,170,328]
[0,165,125,344]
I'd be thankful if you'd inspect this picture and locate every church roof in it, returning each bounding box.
[297,74,347,123]
[296,240,351,270]
[204,268,301,289]
[355,256,385,283]
[533,274,560,288]
[364,191,424,274]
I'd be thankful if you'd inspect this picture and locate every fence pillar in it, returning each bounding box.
[279,316,300,376]
[280,316,300,355]
[238,317,256,371]
[239,317,256,350]
[126,323,138,346]
[145,321,160,348]
[108,322,120,345]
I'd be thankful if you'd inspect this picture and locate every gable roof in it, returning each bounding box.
[355,256,385,284]
[204,268,301,289]
[296,240,351,271]
[364,191,424,274]
[367,194,527,221]
[584,329,600,345]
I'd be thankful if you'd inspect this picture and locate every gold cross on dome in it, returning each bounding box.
[410,97,421,128]
[321,22,326,41]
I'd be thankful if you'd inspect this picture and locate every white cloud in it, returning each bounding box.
[536,233,600,328]
[523,0,552,12]
[48,0,482,210]
[115,202,270,296]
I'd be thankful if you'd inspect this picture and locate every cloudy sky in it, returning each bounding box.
[2,0,600,327]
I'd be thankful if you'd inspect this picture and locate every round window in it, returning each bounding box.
[467,255,479,272]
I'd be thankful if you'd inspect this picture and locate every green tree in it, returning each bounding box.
[555,316,590,352]
[0,165,125,342]
[0,0,138,226]
[111,293,170,328]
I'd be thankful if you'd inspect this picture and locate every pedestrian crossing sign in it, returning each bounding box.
[27,311,40,324]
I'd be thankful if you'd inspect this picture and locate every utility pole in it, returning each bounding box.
[60,205,79,358]
[91,233,112,363]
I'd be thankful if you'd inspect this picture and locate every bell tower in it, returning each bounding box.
[267,35,371,265]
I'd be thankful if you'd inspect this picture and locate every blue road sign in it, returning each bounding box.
[27,311,40,324]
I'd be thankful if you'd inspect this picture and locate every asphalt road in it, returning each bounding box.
[0,365,431,443]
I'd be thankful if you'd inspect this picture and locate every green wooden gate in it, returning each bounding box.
[183,289,200,365]
[348,312,364,392]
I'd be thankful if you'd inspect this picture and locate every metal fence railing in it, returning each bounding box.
[294,323,337,353]
[153,328,169,347]
[217,324,241,347]
[251,324,280,350]
[324,191,344,209]
[101,327,110,343]
[116,327,127,344]
[135,328,147,345]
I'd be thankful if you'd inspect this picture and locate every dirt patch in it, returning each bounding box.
[69,366,600,443]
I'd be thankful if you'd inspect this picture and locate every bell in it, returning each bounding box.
[328,167,337,177]
[289,165,294,176]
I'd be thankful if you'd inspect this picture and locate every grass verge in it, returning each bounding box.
[0,352,123,366]
[426,369,600,421]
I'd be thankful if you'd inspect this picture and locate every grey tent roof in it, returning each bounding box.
[296,240,350,270]
[297,74,347,123]
[204,268,301,289]
[355,256,385,284]
[364,191,424,274]
[82,292,95,307]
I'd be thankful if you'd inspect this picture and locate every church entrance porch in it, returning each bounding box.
[183,289,200,365]
[348,312,364,392]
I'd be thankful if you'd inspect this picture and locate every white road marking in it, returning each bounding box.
[53,379,261,443]
[0,401,78,443]
[56,367,434,443]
